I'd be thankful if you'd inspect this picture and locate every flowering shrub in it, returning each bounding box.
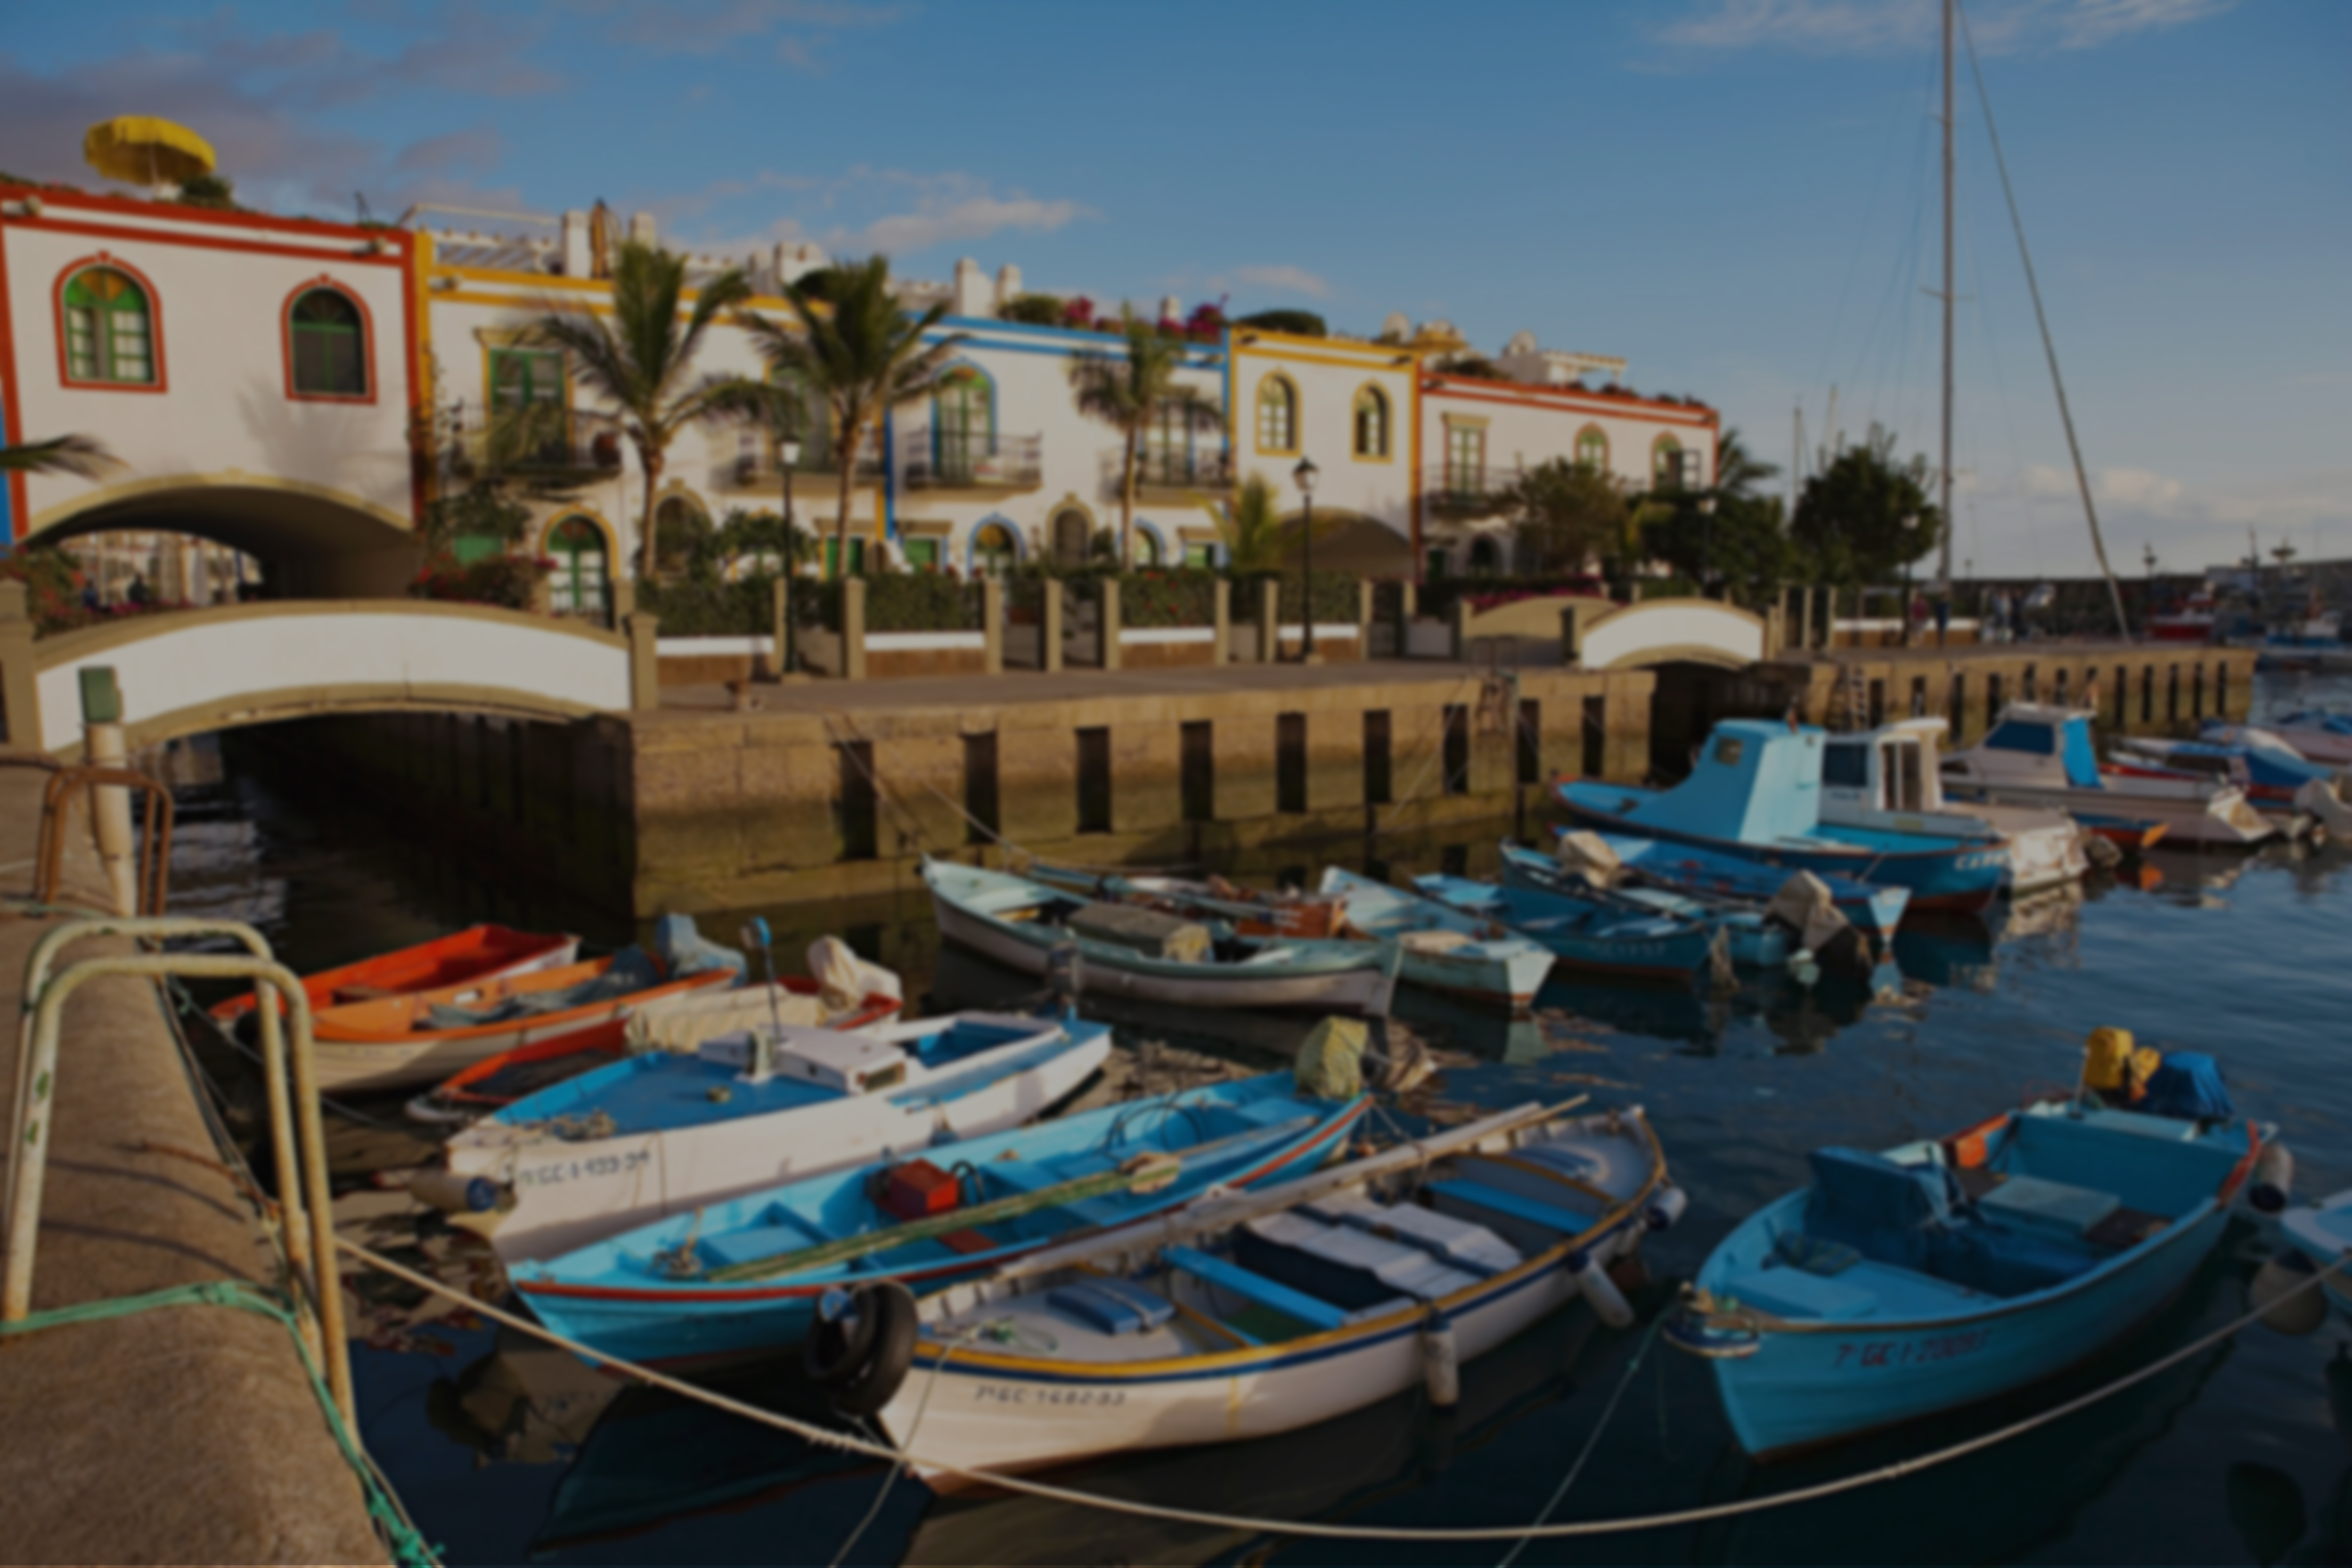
[1062,296,1096,329]
[1180,301,1228,342]
[1,547,92,634]
[1120,568,1218,628]
[410,554,551,610]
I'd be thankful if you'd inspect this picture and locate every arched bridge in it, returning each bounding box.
[1457,594,1767,670]
[1,598,643,756]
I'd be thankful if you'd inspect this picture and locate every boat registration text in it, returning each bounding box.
[1831,1327,1990,1370]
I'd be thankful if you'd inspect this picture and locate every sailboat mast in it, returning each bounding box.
[1939,0,1956,591]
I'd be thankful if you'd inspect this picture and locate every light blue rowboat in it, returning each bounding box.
[1493,841,1794,971]
[1405,871,1716,981]
[1314,867,1556,1011]
[2279,1192,2352,1320]
[1669,1099,2266,1458]
[511,1071,1368,1367]
[1546,826,1912,940]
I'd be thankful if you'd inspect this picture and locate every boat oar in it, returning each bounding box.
[694,1115,1321,1284]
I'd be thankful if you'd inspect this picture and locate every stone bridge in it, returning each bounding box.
[1456,593,1769,670]
[0,594,650,757]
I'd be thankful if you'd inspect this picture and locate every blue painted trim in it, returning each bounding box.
[1134,516,1171,566]
[966,510,1026,573]
[923,315,1224,369]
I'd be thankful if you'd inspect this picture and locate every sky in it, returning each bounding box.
[4,0,2346,578]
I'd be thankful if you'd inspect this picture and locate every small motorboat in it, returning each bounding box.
[2220,711,2352,768]
[1315,867,1556,1011]
[1028,863,1349,940]
[2276,1192,2352,1323]
[406,939,905,1124]
[923,859,1399,1015]
[448,1009,1115,1263]
[2116,732,2351,835]
[1941,704,2276,848]
[510,1071,1369,1367]
[1404,870,1717,982]
[1668,1031,2277,1458]
[865,1098,1681,1480]
[307,917,744,1094]
[1544,826,1911,939]
[1821,719,2089,895]
[1556,720,2008,912]
[210,924,579,1031]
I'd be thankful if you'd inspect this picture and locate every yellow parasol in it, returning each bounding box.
[82,117,216,191]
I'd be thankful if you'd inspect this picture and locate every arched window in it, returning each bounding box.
[1255,376,1298,453]
[1051,506,1094,566]
[547,516,611,620]
[1652,434,1684,490]
[288,286,368,398]
[934,365,994,480]
[1135,523,1165,567]
[1575,425,1608,471]
[60,264,156,386]
[1352,385,1389,459]
[653,495,710,573]
[1468,537,1500,573]
[972,521,1019,577]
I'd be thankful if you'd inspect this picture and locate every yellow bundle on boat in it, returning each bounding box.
[2082,1026,2162,1098]
[1295,1016,1368,1101]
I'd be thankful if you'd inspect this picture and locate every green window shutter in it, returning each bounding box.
[62,268,154,384]
[291,289,367,396]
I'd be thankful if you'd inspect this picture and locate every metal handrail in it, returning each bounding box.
[35,766,173,915]
[3,921,353,1428]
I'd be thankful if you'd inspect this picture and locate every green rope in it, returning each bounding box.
[2,1281,443,1568]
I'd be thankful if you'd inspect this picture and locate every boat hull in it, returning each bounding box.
[1940,780,2273,847]
[209,925,578,1028]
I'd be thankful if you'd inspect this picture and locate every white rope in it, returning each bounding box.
[336,1235,2342,1541]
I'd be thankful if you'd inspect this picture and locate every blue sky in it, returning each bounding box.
[5,0,2345,577]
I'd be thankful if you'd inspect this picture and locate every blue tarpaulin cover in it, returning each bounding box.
[2141,1052,2235,1122]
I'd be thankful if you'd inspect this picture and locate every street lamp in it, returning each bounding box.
[1292,455,1320,663]
[1899,512,1920,647]
[1696,493,1718,600]
[778,429,803,677]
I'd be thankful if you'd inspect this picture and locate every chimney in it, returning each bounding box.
[1159,294,1182,325]
[558,209,591,277]
[952,257,991,317]
[995,263,1023,311]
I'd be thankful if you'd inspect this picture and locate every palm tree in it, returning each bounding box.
[1217,473,1287,575]
[1070,308,1216,569]
[1712,427,1780,498]
[519,240,753,583]
[0,434,122,477]
[741,255,964,578]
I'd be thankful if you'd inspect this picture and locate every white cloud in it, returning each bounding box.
[1652,0,2239,56]
[581,0,908,70]
[1974,461,2351,572]
[1232,264,1333,300]
[661,167,1087,262]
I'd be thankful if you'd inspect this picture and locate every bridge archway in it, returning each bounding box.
[27,473,423,598]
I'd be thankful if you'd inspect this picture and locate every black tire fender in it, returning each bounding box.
[804,1284,884,1386]
[825,1281,920,1419]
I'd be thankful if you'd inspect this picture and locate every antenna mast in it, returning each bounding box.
[1938,0,1956,593]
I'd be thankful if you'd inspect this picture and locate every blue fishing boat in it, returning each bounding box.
[511,1072,1367,1367]
[1405,870,1718,981]
[1545,826,1911,940]
[1314,867,1556,1010]
[1668,1085,2270,1458]
[1555,719,2007,912]
[1493,841,1793,970]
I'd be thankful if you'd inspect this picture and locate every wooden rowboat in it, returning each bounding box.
[209,924,579,1029]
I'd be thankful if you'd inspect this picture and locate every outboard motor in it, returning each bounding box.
[1763,872,1872,981]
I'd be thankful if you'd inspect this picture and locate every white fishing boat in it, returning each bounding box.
[1821,718,2088,894]
[445,1010,1113,1264]
[923,859,1399,1015]
[1940,704,2275,848]
[863,1099,1681,1483]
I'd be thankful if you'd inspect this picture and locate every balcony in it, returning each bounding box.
[447,405,622,483]
[1103,446,1233,501]
[902,430,1043,491]
[711,433,885,493]
[1424,470,1520,520]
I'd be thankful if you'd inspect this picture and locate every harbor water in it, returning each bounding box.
[164,675,2352,1565]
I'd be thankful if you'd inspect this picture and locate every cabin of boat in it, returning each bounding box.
[1824,718,2086,893]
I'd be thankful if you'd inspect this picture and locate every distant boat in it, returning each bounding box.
[923,858,1398,1015]
[1543,826,1911,939]
[1554,719,2007,912]
[447,1010,1113,1264]
[1493,841,1805,972]
[510,1071,1368,1367]
[210,924,578,1033]
[1668,1093,2272,1458]
[1820,719,2088,895]
[2112,733,2350,833]
[1940,704,2275,848]
[868,1099,1681,1482]
[2278,1192,2352,1322]
[2217,711,2352,768]
[1403,869,1718,982]
[1315,867,1556,1010]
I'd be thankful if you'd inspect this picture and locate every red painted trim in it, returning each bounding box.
[52,251,168,394]
[404,240,425,525]
[1421,376,1718,426]
[27,215,402,269]
[0,226,25,539]
[2219,1122,2261,1203]
[278,276,379,406]
[513,1101,1370,1304]
[0,183,395,245]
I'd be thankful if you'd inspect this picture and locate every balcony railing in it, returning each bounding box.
[713,433,884,492]
[1103,446,1233,497]
[1425,470,1521,518]
[902,430,1043,490]
[447,405,622,480]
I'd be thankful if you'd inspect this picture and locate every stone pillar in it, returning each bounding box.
[1561,604,1583,669]
[1042,578,1064,673]
[841,576,868,681]
[608,574,636,630]
[0,582,40,751]
[1255,578,1279,664]
[981,577,1004,675]
[1766,603,1786,658]
[625,611,661,711]
[1451,598,1474,662]
[1100,577,1123,672]
[1211,578,1231,667]
[1356,577,1374,660]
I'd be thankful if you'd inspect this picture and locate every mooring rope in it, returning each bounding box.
[335,1235,2345,1543]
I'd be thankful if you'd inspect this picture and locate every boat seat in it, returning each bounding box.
[1047,1277,1177,1336]
[1302,1190,1522,1276]
[1240,1212,1481,1304]
[1167,1245,1348,1331]
[1976,1175,2121,1239]
[1428,1177,1594,1238]
[1803,1148,2099,1300]
[1725,1263,1880,1322]
[695,1213,825,1269]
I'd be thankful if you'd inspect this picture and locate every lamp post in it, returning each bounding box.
[1696,492,1718,600]
[1292,455,1321,663]
[779,430,803,676]
[1899,512,1920,647]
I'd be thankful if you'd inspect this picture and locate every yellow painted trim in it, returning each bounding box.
[1575,423,1610,469]
[479,335,573,426]
[1441,412,1491,431]
[1251,371,1300,457]
[431,263,812,322]
[1234,327,1419,362]
[541,505,620,557]
[413,230,437,511]
[1237,339,1418,376]
[1350,380,1394,463]
[26,471,419,539]
[650,478,708,524]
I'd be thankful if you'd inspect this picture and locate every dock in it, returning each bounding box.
[0,760,384,1563]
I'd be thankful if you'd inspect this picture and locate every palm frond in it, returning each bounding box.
[0,433,123,478]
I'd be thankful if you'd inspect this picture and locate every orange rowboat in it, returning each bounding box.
[305,956,734,1095]
[209,925,580,1029]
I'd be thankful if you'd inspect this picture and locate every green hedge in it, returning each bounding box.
[864,572,979,631]
[636,572,785,636]
[1119,568,1218,628]
[1268,570,1361,627]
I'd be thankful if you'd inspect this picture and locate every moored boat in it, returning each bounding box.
[210,924,579,1031]
[1543,825,1911,939]
[864,1098,1679,1481]
[2217,711,2352,768]
[1940,704,2275,848]
[449,1009,1114,1263]
[1821,718,2089,895]
[510,1071,1369,1366]
[1314,867,1556,1010]
[923,858,1398,1015]
[1404,869,1717,981]
[2114,732,2351,835]
[1555,719,2008,912]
